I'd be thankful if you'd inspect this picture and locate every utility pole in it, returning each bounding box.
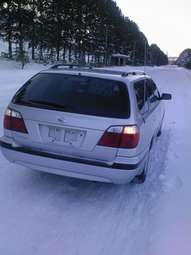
[104,25,108,66]
[144,39,147,73]
[144,39,147,66]
[133,41,137,65]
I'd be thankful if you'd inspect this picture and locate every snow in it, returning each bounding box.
[0,60,191,255]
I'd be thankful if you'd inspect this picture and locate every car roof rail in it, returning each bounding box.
[50,65,146,77]
[121,71,146,77]
[50,63,93,70]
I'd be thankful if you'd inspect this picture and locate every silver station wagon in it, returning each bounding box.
[0,65,171,184]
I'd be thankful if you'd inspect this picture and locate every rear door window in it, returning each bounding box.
[13,73,130,118]
[134,79,149,113]
[146,79,160,109]
[134,80,145,110]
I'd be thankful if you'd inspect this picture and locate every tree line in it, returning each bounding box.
[0,0,168,66]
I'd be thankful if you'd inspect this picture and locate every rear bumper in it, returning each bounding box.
[0,139,145,184]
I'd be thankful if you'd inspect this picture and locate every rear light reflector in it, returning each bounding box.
[98,125,139,149]
[4,108,28,133]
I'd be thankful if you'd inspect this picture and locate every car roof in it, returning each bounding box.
[40,65,151,84]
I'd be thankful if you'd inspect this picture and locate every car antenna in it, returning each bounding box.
[144,39,147,74]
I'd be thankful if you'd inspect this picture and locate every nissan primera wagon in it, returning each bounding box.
[0,65,171,184]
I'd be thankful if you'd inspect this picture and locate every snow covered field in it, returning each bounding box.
[0,60,191,255]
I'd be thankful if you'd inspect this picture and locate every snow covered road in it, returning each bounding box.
[0,62,191,255]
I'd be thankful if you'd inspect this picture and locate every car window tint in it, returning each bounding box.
[134,80,145,110]
[13,73,130,119]
[150,80,160,98]
[147,79,160,103]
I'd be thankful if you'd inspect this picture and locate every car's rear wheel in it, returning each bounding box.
[133,139,153,184]
[134,151,150,183]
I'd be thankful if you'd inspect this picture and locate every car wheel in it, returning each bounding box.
[133,143,152,184]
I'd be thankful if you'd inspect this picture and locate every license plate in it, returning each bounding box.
[64,129,86,146]
[48,127,62,142]
[64,129,78,143]
[46,126,86,147]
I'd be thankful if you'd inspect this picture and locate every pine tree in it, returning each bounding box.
[150,44,168,66]
[0,0,15,58]
[0,0,168,66]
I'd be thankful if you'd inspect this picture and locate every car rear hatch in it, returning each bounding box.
[8,72,131,163]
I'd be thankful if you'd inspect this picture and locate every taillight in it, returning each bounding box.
[98,125,139,149]
[120,126,140,148]
[4,108,28,133]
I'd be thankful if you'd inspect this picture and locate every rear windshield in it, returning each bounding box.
[13,73,130,118]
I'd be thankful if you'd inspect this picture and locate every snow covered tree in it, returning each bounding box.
[0,0,15,58]
[0,0,168,66]
[150,44,168,66]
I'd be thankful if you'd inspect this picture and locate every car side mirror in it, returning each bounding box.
[160,93,172,100]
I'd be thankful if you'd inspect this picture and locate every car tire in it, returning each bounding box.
[134,152,150,183]
[134,168,146,184]
[133,141,153,184]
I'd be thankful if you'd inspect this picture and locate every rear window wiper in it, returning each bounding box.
[25,100,73,110]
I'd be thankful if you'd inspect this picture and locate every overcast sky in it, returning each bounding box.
[115,0,191,57]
